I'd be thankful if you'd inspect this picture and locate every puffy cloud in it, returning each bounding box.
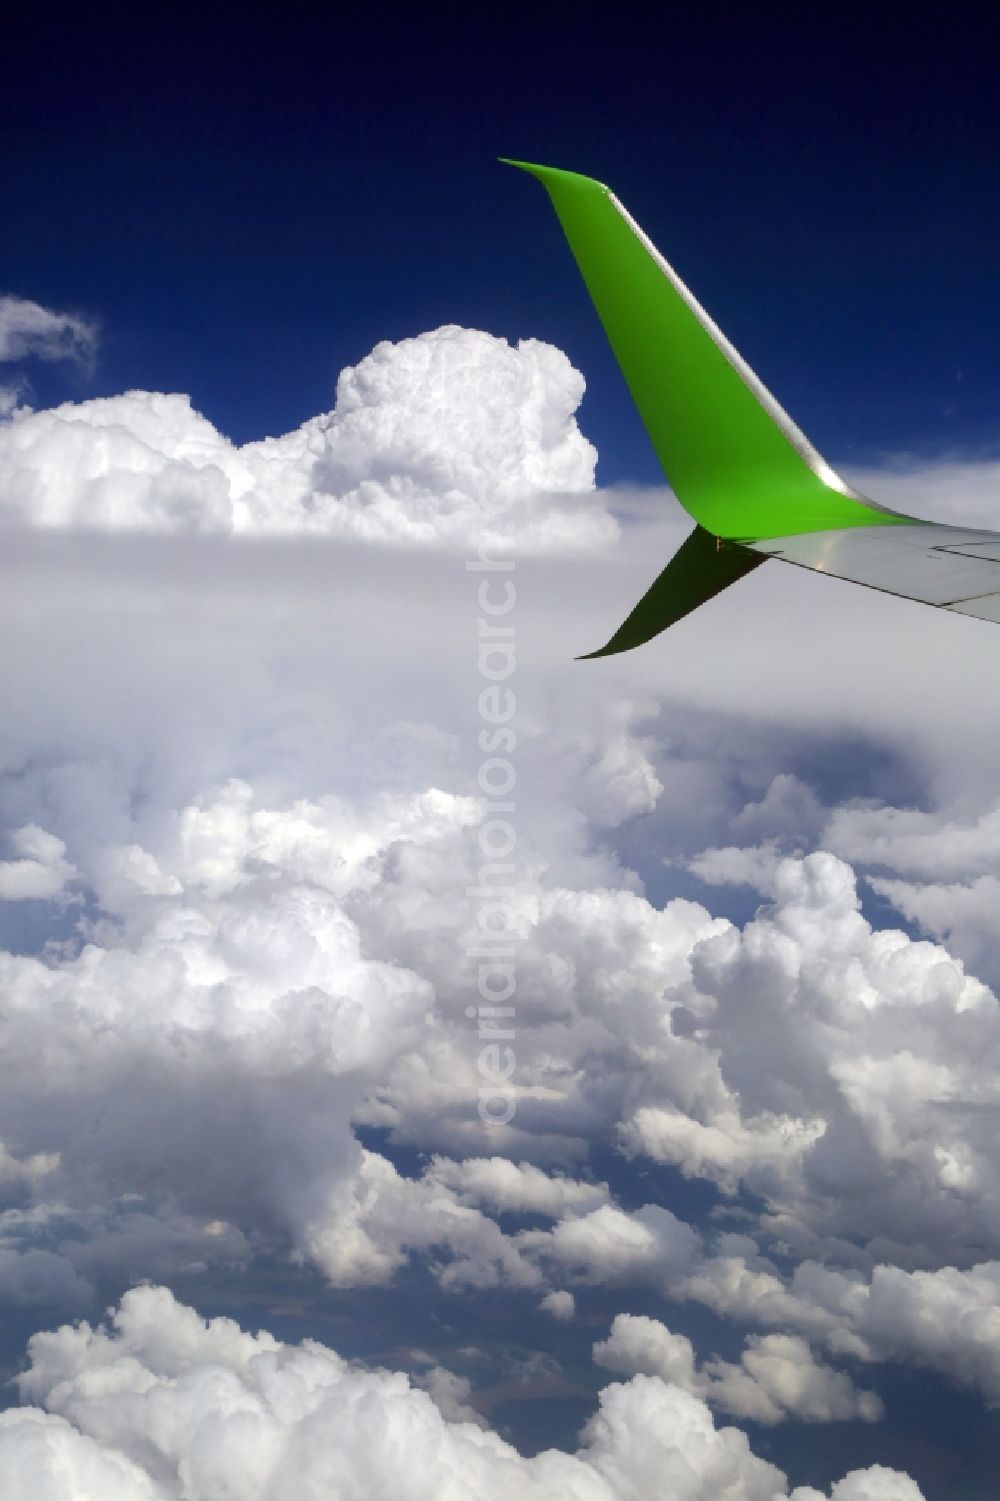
[593,1314,882,1425]
[539,1289,575,1320]
[522,1204,700,1286]
[623,850,1000,1267]
[825,801,1000,885]
[424,1156,607,1217]
[0,327,611,548]
[0,295,96,368]
[414,1363,488,1426]
[797,796,1000,985]
[594,1313,701,1391]
[0,712,677,1297]
[697,788,1000,996]
[0,1410,164,1501]
[686,840,786,895]
[0,784,445,1292]
[846,1260,1000,1405]
[0,824,77,900]
[790,1471,925,1501]
[579,1377,786,1501]
[2,769,1000,1383]
[867,871,1000,985]
[664,1252,1000,1412]
[2,1286,921,1501]
[4,322,1000,1490]
[705,1332,883,1426]
[301,1148,543,1293]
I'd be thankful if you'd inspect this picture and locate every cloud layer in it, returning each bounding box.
[3,319,1000,1494]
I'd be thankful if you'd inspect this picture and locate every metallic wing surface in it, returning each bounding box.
[504,159,1000,655]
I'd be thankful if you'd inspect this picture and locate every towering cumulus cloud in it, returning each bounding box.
[1,321,996,1495]
[0,326,609,547]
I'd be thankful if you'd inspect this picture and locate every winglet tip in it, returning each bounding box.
[498,156,547,178]
[499,158,609,194]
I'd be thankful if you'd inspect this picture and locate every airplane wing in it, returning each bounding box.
[504,159,1000,654]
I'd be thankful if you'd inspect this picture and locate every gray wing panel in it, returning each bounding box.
[747,523,1000,621]
[948,592,1000,624]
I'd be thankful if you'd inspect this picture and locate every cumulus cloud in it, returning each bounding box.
[620,850,1000,1268]
[809,798,1000,984]
[695,779,1000,989]
[1,767,999,1402]
[540,1288,575,1319]
[0,295,96,369]
[663,1250,1000,1411]
[594,1312,702,1389]
[0,327,612,548]
[424,1156,608,1217]
[0,566,684,1298]
[593,1313,882,1425]
[0,785,446,1292]
[522,1203,700,1285]
[825,801,1000,884]
[792,1472,925,1501]
[0,824,77,900]
[409,1364,487,1426]
[3,322,1000,1491]
[0,1285,922,1501]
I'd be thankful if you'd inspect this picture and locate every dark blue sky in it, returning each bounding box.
[4,6,1000,483]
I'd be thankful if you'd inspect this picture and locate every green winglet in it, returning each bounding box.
[504,159,913,542]
[577,525,766,657]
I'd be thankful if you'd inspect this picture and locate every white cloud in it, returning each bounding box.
[0,295,96,368]
[620,850,1000,1267]
[0,1409,164,1501]
[0,824,77,900]
[1,760,999,1403]
[594,1313,701,1391]
[593,1314,882,1425]
[686,840,786,895]
[825,801,1000,884]
[0,786,447,1292]
[1,1286,922,1501]
[803,797,1000,984]
[791,1471,925,1501]
[705,1332,883,1426]
[540,1289,575,1320]
[522,1203,700,1285]
[0,327,611,548]
[667,1251,1000,1411]
[0,383,24,418]
[4,323,1000,1490]
[846,1260,1000,1404]
[425,1156,607,1217]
